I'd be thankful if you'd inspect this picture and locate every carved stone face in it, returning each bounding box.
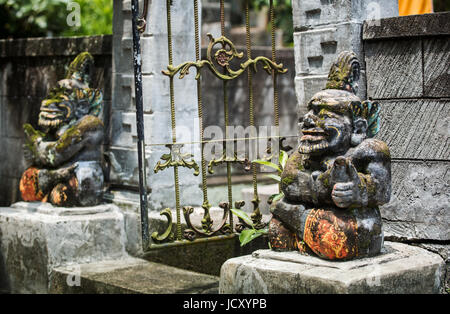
[38,96,74,129]
[299,90,358,156]
[38,80,98,130]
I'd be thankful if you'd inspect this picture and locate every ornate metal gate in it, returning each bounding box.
[131,0,288,251]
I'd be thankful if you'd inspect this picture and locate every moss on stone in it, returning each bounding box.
[55,115,103,153]
[66,52,94,85]
[281,176,294,186]
[56,125,82,152]
[23,124,45,142]
[320,175,330,188]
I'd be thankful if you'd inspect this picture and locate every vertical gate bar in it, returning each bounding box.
[220,0,233,227]
[166,0,182,241]
[245,0,262,227]
[270,0,281,194]
[270,0,279,128]
[131,0,149,250]
[193,0,213,229]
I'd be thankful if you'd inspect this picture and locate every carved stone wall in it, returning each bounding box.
[363,12,449,285]
[0,36,112,207]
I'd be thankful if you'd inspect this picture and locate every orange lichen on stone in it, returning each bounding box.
[49,176,78,207]
[303,209,358,260]
[20,167,45,202]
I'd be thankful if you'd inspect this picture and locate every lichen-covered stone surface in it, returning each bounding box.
[219,242,445,294]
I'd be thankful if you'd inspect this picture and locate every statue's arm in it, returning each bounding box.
[359,159,391,207]
[330,140,391,208]
[23,124,46,166]
[24,116,103,168]
[280,151,332,205]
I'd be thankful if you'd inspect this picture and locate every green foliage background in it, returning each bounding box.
[0,0,112,39]
[248,0,293,46]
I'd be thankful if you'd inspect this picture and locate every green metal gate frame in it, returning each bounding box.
[131,0,288,252]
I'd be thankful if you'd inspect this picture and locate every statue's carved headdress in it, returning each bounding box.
[326,51,360,94]
[66,52,94,86]
[351,101,380,138]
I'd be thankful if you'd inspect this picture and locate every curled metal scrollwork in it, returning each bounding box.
[182,202,231,240]
[154,144,200,175]
[234,200,248,233]
[162,34,288,81]
[208,152,251,174]
[250,197,266,230]
[151,208,174,243]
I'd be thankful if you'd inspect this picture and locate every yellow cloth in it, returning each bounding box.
[399,0,433,16]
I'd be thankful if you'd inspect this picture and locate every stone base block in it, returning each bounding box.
[0,202,128,293]
[219,242,445,294]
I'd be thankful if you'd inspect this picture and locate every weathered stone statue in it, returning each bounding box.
[269,51,391,260]
[19,52,104,207]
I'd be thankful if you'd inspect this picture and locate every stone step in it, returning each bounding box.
[49,257,220,294]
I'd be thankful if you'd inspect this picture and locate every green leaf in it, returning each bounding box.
[264,174,281,182]
[279,150,288,170]
[252,160,281,172]
[230,207,253,226]
[240,229,264,246]
[271,192,284,203]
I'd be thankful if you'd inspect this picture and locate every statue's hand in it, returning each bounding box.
[24,124,41,141]
[23,124,45,165]
[23,143,35,164]
[330,157,362,208]
[24,124,45,147]
[332,182,357,208]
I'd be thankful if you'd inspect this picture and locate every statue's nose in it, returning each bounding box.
[303,113,317,128]
[41,100,58,110]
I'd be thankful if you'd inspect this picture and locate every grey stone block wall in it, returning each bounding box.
[292,0,398,121]
[363,13,450,285]
[0,36,112,207]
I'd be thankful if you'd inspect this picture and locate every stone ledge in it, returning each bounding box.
[10,201,115,216]
[363,12,450,40]
[219,242,445,294]
[49,257,220,294]
[0,35,112,58]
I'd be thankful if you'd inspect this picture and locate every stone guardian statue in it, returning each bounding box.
[269,51,391,260]
[19,52,105,207]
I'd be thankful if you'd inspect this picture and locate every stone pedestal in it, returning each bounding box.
[0,202,128,293]
[219,242,445,294]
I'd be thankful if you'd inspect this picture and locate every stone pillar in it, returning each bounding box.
[201,0,231,46]
[109,0,202,214]
[292,0,398,121]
